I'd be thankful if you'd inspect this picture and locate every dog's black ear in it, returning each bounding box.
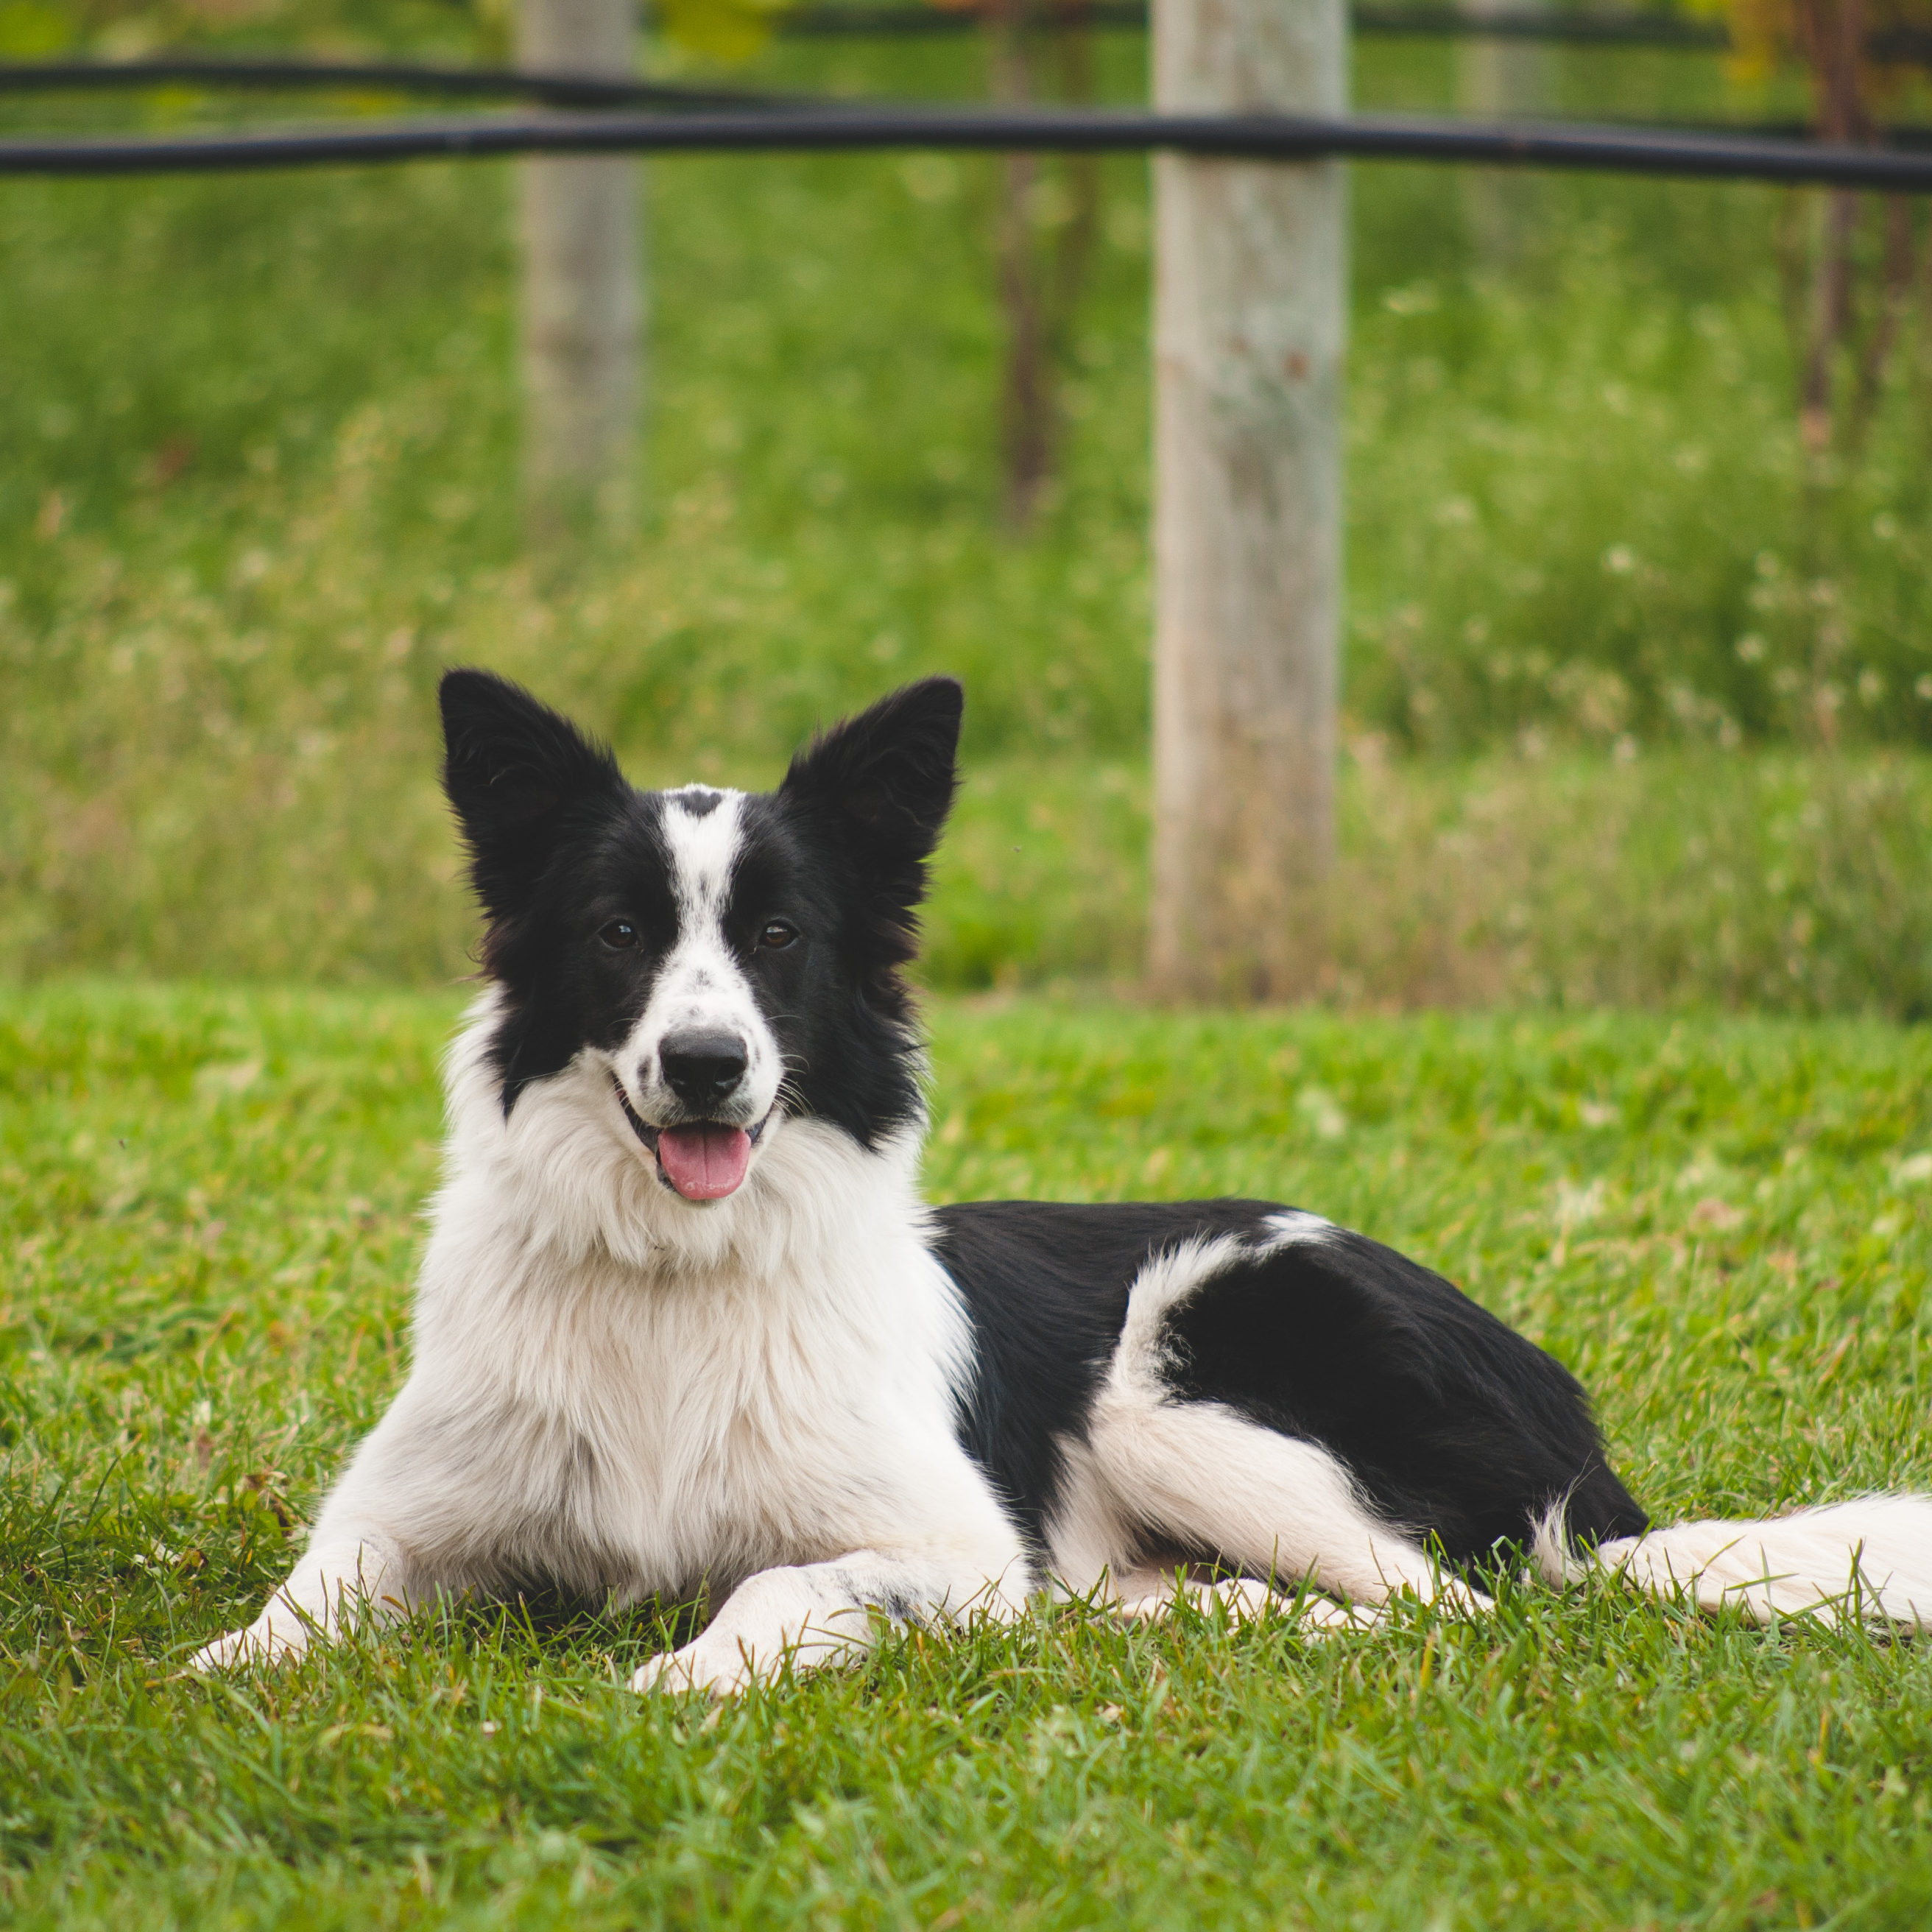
[780,677,963,949]
[782,676,962,867]
[440,668,623,921]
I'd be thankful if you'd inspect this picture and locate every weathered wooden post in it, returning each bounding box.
[517,0,641,536]
[1459,0,1552,262]
[1148,0,1347,1002]
[1458,1,1554,121]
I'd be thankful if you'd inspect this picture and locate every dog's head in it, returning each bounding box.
[439,669,960,1205]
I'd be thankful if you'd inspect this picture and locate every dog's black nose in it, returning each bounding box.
[658,1029,749,1109]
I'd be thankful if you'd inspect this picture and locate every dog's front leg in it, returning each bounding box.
[188,1395,454,1671]
[188,1519,417,1671]
[632,1550,1016,1698]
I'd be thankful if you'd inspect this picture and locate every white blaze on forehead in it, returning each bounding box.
[618,783,782,1124]
[653,786,763,1039]
[662,787,747,927]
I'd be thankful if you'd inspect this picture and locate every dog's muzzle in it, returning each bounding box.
[613,1077,771,1202]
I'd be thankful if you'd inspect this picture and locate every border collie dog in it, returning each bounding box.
[195,672,1932,1691]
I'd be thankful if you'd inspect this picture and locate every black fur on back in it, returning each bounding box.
[931,1200,1272,1554]
[1160,1216,1649,1562]
[935,1198,1647,1566]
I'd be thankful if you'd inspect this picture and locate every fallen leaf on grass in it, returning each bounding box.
[1690,1196,1744,1232]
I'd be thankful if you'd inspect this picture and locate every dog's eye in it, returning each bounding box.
[599,920,639,951]
[758,920,798,951]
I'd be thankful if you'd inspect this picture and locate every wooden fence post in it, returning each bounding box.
[1148,0,1348,1002]
[516,0,641,536]
[1459,0,1553,261]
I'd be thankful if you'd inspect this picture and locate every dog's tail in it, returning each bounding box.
[1531,1492,1932,1629]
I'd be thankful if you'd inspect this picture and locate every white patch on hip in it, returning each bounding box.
[1046,1229,1472,1616]
[1258,1208,1338,1250]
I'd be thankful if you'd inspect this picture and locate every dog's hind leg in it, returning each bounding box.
[1047,1231,1509,1623]
[1052,1216,1663,1624]
[1082,1395,1490,1619]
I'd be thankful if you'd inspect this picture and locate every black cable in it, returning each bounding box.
[779,2,1930,58]
[0,58,813,111]
[0,7,1745,109]
[5,105,1932,191]
[1603,116,1932,152]
[778,4,1732,44]
[7,15,1931,91]
[13,13,1932,113]
[10,57,1929,156]
[1353,4,1724,43]
[778,2,1144,31]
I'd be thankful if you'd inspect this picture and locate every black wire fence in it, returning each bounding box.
[778,2,1932,63]
[0,2,1758,113]
[777,2,1716,44]
[752,3,1734,44]
[6,11,1932,191]
[0,6,1749,63]
[6,91,1932,191]
[0,57,795,111]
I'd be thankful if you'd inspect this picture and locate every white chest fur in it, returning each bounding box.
[391,1191,970,1598]
[333,1012,1001,1606]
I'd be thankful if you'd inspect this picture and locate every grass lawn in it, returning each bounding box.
[4,981,1932,1928]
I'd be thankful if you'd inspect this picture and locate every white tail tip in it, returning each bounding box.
[1538,1494,1932,1629]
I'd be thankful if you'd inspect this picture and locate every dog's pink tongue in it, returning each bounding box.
[657,1124,752,1201]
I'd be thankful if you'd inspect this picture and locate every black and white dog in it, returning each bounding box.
[195,672,1932,1690]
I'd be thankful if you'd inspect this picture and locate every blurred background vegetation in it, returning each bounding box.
[1,1,1931,1009]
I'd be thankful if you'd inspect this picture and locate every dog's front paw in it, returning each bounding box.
[1118,1575,1293,1625]
[630,1635,755,1700]
[1428,1579,1493,1618]
[1282,1593,1376,1632]
[188,1610,310,1673]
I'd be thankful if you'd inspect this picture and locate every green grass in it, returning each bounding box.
[931,745,1932,1018]
[5,30,1932,1000]
[16,728,1932,1018]
[5,981,1932,1927]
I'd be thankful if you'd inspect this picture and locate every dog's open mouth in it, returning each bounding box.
[613,1079,769,1202]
